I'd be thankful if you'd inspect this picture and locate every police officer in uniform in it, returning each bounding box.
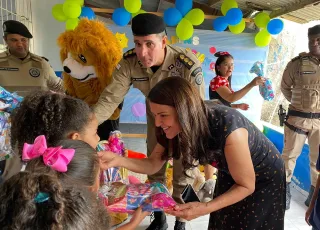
[93,13,205,230]
[0,20,64,182]
[281,24,320,210]
[0,20,64,96]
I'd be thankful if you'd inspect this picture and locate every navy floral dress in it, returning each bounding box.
[207,105,286,230]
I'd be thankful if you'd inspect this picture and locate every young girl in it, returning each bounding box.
[6,91,148,229]
[0,171,110,230]
[209,51,265,109]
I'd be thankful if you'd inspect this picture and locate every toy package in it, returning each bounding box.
[0,86,23,161]
[99,182,176,213]
[249,61,275,101]
[97,131,128,184]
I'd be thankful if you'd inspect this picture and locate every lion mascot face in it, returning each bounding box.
[57,19,122,118]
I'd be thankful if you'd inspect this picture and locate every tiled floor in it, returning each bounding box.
[114,123,313,230]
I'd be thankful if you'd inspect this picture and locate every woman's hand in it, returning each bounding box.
[97,151,120,170]
[237,103,249,111]
[250,76,266,87]
[165,202,210,221]
[305,206,313,226]
[130,207,150,225]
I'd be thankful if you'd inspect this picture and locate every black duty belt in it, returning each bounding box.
[284,121,308,135]
[288,109,320,119]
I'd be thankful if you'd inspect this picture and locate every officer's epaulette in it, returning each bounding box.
[177,53,195,70]
[0,51,8,60]
[123,48,136,59]
[290,56,300,62]
[30,53,44,62]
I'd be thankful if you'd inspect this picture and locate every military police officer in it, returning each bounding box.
[0,20,64,96]
[281,24,320,210]
[94,13,205,230]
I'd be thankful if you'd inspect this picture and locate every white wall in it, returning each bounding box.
[31,0,65,71]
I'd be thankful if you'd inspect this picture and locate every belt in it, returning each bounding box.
[288,109,320,119]
[284,121,308,135]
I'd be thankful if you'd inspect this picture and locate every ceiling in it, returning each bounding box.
[85,0,320,30]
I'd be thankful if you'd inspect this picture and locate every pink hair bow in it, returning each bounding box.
[22,135,75,172]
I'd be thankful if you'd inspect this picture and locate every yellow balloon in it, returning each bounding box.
[228,19,245,34]
[66,18,79,30]
[221,0,238,16]
[255,29,271,47]
[63,2,81,19]
[52,4,67,22]
[124,0,141,14]
[185,8,205,26]
[65,0,84,6]
[254,12,270,28]
[132,9,146,18]
[176,18,194,41]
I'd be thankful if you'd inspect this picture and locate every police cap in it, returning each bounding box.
[131,13,165,36]
[308,25,320,36]
[3,20,33,38]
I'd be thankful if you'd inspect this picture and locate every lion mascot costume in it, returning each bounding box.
[57,18,122,141]
[57,18,127,226]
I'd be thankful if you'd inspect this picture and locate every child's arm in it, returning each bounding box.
[117,208,150,230]
[306,175,320,225]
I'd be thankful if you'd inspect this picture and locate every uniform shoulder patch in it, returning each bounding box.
[123,48,136,59]
[177,53,195,70]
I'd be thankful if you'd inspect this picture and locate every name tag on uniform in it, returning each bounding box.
[132,77,149,81]
[0,67,19,71]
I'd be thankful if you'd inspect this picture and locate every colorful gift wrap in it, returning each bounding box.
[259,78,275,101]
[249,61,274,101]
[99,182,176,213]
[0,111,13,161]
[0,86,23,113]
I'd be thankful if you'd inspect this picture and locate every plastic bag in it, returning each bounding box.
[99,182,176,213]
[249,61,274,101]
[0,111,13,161]
[0,86,23,113]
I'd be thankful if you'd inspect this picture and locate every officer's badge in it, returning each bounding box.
[29,68,40,78]
[195,74,203,85]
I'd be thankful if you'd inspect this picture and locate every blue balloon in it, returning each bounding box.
[164,8,182,26]
[267,19,284,35]
[79,7,96,20]
[213,17,228,32]
[175,0,192,17]
[225,8,243,26]
[112,8,131,26]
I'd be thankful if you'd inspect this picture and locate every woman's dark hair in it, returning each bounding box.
[214,51,234,88]
[25,139,99,187]
[147,77,211,170]
[11,91,93,156]
[0,172,110,230]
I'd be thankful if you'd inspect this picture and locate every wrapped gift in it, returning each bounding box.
[0,86,23,113]
[249,61,274,101]
[99,182,176,213]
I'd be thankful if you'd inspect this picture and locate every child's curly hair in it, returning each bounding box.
[11,91,93,156]
[0,171,110,230]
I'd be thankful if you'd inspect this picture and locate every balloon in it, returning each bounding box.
[112,8,131,26]
[228,19,246,34]
[65,18,79,30]
[221,0,238,15]
[255,29,271,47]
[52,4,67,22]
[212,17,228,32]
[79,7,95,20]
[131,102,146,117]
[66,0,84,6]
[164,8,182,26]
[176,0,193,17]
[185,8,205,26]
[267,18,284,35]
[225,8,243,26]
[124,0,141,14]
[63,1,81,19]
[209,46,216,54]
[176,18,194,40]
[132,9,146,18]
[254,12,270,28]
